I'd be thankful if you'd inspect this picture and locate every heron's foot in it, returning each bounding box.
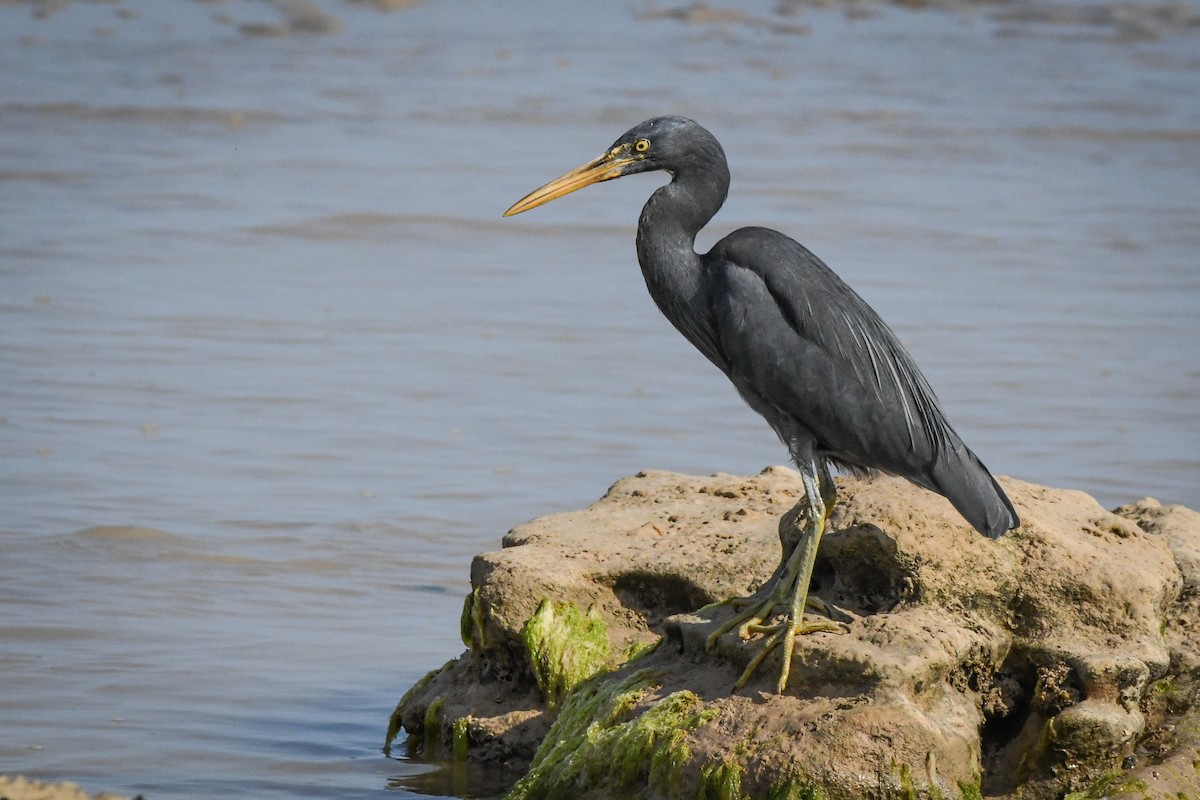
[743,616,845,637]
[705,585,847,693]
[704,556,838,655]
[719,591,829,617]
[704,588,785,653]
[700,568,835,657]
[706,484,842,692]
[737,611,846,692]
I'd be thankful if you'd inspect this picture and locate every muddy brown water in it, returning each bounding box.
[1,1,1197,798]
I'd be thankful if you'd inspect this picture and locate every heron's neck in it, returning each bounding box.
[635,164,728,310]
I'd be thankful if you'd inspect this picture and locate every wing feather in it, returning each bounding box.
[706,227,956,473]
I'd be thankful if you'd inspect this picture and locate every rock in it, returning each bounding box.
[387,469,1200,799]
[0,776,134,800]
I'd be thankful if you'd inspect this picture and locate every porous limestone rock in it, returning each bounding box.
[388,468,1200,799]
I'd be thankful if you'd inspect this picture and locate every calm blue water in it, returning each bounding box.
[1,1,1197,797]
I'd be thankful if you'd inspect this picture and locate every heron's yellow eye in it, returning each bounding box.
[634,138,650,153]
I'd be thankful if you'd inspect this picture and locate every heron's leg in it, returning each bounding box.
[754,461,837,615]
[736,468,834,691]
[726,593,829,614]
[817,460,837,518]
[704,499,813,649]
[705,463,842,692]
[710,465,835,618]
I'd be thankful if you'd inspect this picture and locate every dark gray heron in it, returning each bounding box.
[504,116,1019,692]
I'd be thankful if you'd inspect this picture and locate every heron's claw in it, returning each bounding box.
[737,613,846,692]
[720,592,829,616]
[744,617,845,637]
[705,470,842,692]
[708,600,846,692]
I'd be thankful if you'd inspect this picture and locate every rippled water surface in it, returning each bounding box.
[2,1,1198,797]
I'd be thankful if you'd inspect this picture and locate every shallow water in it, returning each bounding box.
[1,1,1197,797]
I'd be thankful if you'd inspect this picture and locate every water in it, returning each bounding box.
[1,1,1197,797]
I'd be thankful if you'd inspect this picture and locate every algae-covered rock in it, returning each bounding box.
[523,599,613,710]
[388,469,1200,799]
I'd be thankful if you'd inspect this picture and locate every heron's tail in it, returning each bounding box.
[928,444,1019,539]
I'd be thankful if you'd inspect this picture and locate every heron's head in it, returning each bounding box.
[503,116,717,217]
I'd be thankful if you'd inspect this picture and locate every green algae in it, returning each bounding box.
[522,599,613,710]
[897,762,919,800]
[385,658,454,751]
[460,587,487,649]
[1062,770,1147,800]
[504,667,724,799]
[452,716,470,762]
[768,779,826,800]
[956,778,984,800]
[423,695,446,754]
[699,758,744,800]
[624,636,661,663]
[889,761,988,800]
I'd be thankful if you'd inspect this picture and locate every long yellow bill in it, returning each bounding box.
[503,146,638,217]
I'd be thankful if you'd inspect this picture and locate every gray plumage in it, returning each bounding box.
[508,115,1018,539]
[625,116,1016,538]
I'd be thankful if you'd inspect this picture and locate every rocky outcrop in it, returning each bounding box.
[0,776,133,800]
[388,468,1200,799]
